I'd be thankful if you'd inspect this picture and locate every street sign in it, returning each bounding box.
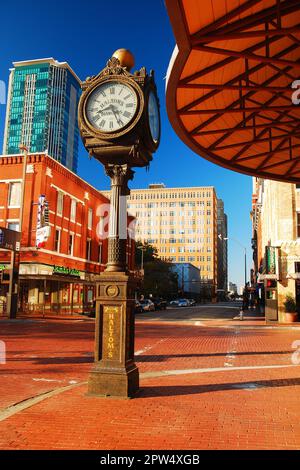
[36,226,51,248]
[0,227,21,251]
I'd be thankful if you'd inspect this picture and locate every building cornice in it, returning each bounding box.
[0,153,109,203]
[12,57,81,85]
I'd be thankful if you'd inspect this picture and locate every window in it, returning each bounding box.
[8,182,21,207]
[70,199,76,222]
[68,234,74,256]
[57,192,64,216]
[86,239,91,260]
[88,208,93,230]
[7,222,19,231]
[54,229,61,252]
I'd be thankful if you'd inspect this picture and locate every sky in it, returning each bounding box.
[0,0,253,290]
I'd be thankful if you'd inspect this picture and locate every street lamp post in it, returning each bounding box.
[219,235,247,287]
[136,245,147,273]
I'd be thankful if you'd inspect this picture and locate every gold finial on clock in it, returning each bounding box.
[112,49,135,71]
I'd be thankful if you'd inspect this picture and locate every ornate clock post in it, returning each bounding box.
[78,49,160,398]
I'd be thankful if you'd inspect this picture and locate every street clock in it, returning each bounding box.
[78,50,161,399]
[78,49,160,168]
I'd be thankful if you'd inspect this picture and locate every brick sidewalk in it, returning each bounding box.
[0,317,300,449]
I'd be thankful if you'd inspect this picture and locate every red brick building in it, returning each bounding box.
[0,153,135,314]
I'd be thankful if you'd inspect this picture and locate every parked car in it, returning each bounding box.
[152,298,168,310]
[177,298,190,307]
[139,299,155,312]
[169,299,179,306]
[188,299,196,306]
[134,300,143,314]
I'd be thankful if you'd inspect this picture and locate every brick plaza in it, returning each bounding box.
[0,309,300,450]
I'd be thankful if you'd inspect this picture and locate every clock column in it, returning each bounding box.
[105,163,134,272]
[88,162,139,398]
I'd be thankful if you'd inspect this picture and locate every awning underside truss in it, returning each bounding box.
[166,0,300,182]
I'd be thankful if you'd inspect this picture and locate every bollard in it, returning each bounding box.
[239,307,244,321]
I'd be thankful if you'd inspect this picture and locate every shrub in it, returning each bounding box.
[283,294,297,313]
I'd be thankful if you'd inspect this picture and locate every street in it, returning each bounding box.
[136,301,246,322]
[0,304,300,450]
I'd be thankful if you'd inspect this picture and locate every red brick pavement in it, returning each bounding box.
[0,316,300,449]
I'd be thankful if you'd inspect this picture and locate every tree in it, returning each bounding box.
[135,241,178,299]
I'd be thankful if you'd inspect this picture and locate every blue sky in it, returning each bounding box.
[0,0,252,290]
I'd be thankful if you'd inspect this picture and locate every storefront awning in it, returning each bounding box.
[166,0,300,183]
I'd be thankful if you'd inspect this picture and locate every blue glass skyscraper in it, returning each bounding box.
[3,58,81,173]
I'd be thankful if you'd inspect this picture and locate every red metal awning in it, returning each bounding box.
[166,0,300,183]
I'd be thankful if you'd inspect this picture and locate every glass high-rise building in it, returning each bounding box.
[3,58,81,173]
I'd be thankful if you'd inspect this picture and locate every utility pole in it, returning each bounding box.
[7,144,28,318]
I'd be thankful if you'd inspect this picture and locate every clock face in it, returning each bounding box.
[148,90,160,143]
[85,81,138,133]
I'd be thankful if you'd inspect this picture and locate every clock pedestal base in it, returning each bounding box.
[87,271,139,399]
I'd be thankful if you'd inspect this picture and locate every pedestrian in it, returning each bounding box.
[242,286,249,310]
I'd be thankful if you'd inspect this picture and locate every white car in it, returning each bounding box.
[177,299,190,307]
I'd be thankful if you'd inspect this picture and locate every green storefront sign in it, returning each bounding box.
[52,266,80,277]
[265,246,278,275]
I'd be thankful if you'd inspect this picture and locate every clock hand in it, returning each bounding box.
[95,105,113,115]
[110,105,124,126]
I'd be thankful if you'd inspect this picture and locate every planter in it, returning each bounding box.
[284,312,298,323]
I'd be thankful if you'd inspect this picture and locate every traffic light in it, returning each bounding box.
[266,279,277,288]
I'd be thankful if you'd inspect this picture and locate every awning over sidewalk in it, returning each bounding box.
[166,0,300,183]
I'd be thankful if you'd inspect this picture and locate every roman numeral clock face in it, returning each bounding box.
[86,81,138,133]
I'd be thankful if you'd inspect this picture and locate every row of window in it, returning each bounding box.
[134,210,212,217]
[56,191,93,228]
[5,183,92,228]
[5,184,96,237]
[136,227,212,235]
[53,228,102,262]
[163,256,213,269]
[160,246,212,254]
[145,237,213,244]
[129,191,213,200]
[140,221,210,227]
[129,201,212,208]
[160,249,212,260]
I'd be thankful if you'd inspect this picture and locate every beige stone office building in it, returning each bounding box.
[102,184,223,294]
[252,178,300,321]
